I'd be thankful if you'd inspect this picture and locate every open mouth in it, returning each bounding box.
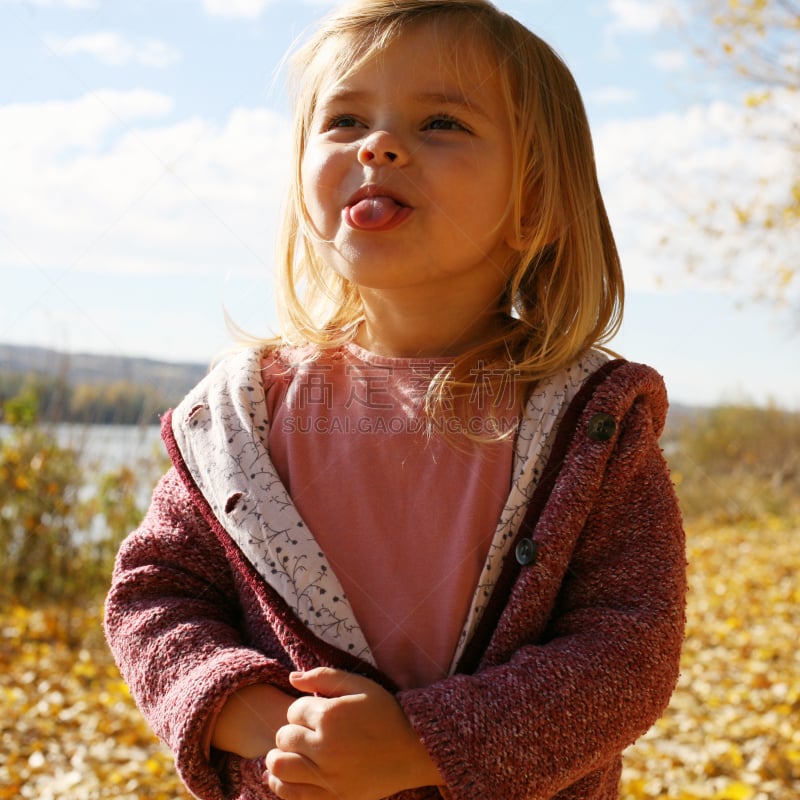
[344,188,412,231]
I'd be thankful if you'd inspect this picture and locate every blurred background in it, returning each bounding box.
[1,1,798,799]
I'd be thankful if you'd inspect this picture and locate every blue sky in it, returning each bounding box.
[2,0,798,408]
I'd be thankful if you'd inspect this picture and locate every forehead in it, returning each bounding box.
[310,17,503,102]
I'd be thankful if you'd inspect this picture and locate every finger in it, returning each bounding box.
[266,749,337,799]
[265,771,337,800]
[274,722,318,758]
[285,694,332,728]
[266,747,320,784]
[289,667,373,698]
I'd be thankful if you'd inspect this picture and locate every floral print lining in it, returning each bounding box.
[171,347,608,672]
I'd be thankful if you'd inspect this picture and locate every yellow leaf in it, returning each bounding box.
[145,758,163,775]
[72,661,97,680]
[714,781,755,800]
[624,777,646,796]
[726,744,744,769]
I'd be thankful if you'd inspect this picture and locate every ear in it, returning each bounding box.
[505,226,531,252]
[506,210,560,253]
[505,231,529,253]
[503,204,541,252]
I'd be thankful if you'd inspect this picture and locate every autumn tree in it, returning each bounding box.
[674,0,799,311]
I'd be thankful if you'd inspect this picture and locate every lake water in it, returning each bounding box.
[0,423,164,472]
[0,422,167,549]
[0,423,167,518]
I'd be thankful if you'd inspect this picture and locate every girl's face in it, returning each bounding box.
[300,21,519,306]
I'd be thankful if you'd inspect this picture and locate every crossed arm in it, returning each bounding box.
[211,668,443,800]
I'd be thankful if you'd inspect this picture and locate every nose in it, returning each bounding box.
[357,130,407,166]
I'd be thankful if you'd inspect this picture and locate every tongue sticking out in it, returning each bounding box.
[347,196,406,230]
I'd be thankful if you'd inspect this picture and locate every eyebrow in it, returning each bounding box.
[318,87,491,121]
[416,91,491,120]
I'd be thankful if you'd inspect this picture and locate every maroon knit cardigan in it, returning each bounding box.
[104,358,686,800]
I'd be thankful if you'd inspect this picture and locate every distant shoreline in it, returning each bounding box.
[0,341,704,431]
[0,343,207,426]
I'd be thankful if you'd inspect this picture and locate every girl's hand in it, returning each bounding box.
[265,668,442,800]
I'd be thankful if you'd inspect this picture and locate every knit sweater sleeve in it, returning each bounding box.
[397,383,686,800]
[103,468,292,800]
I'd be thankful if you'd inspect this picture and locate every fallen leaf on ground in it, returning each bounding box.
[2,520,798,798]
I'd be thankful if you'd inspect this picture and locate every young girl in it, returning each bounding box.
[104,1,686,798]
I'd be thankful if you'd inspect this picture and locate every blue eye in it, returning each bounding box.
[425,115,468,132]
[326,115,361,129]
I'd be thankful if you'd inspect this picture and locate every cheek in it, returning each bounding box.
[479,167,515,231]
[299,153,324,218]
[300,146,343,213]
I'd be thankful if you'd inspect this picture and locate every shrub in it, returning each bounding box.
[0,388,162,611]
[0,391,86,604]
[666,403,800,524]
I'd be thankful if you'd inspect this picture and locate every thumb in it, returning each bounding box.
[289,667,373,698]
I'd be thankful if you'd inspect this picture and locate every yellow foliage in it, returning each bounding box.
[621,520,800,798]
[713,782,755,800]
[733,205,750,224]
[678,0,800,311]
[666,403,800,524]
[0,605,192,799]
[777,266,794,288]
[4,519,800,798]
[744,90,769,107]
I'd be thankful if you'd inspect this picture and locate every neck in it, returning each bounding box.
[354,289,509,358]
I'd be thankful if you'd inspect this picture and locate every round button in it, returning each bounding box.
[515,537,538,566]
[587,413,616,442]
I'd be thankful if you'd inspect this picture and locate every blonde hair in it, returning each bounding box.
[260,0,623,420]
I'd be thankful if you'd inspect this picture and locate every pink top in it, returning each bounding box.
[264,343,518,689]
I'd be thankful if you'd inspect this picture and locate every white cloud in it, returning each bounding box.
[0,92,292,282]
[601,0,672,60]
[589,86,638,106]
[44,32,181,68]
[606,0,665,33]
[203,0,273,19]
[594,89,800,300]
[652,49,688,72]
[0,89,173,156]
